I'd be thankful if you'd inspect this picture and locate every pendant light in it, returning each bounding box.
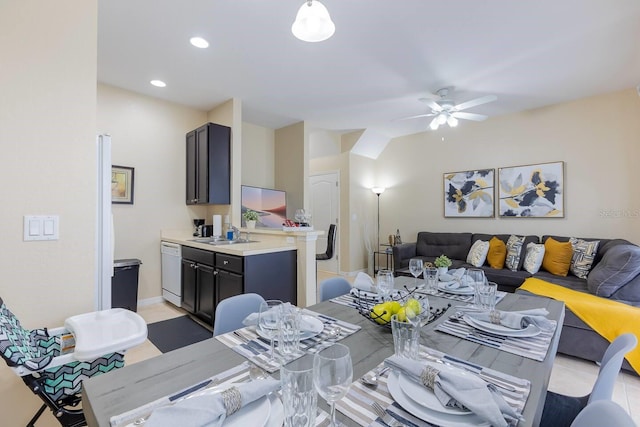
[292,0,335,42]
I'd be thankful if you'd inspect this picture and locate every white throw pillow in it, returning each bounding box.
[466,240,490,267]
[523,242,546,274]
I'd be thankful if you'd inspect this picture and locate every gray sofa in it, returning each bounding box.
[392,231,640,373]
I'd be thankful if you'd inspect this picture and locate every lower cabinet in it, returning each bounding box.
[181,246,297,328]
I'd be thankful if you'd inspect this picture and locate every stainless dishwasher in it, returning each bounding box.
[161,242,182,307]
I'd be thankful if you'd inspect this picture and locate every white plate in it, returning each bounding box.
[398,371,471,415]
[438,282,475,295]
[256,315,324,341]
[264,393,284,427]
[387,371,491,427]
[463,315,541,337]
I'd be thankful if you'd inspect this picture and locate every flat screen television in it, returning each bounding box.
[240,185,287,228]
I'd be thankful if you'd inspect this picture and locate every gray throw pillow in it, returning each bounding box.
[587,244,640,297]
[505,235,525,272]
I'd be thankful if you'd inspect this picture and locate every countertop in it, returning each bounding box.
[160,229,315,256]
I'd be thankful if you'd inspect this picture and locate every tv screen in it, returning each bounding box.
[241,185,287,228]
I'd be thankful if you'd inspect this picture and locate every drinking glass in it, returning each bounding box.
[477,281,498,311]
[281,355,317,427]
[258,300,283,363]
[408,258,424,288]
[423,267,439,294]
[405,296,430,329]
[279,305,302,356]
[376,269,394,301]
[391,314,420,359]
[313,343,353,427]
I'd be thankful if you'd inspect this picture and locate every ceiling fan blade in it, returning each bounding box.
[394,112,436,121]
[451,112,488,121]
[452,94,497,111]
[418,98,443,112]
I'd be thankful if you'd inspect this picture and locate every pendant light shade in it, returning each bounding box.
[292,0,335,42]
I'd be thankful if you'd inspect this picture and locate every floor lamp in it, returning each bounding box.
[371,187,385,251]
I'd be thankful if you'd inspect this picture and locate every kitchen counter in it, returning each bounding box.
[160,228,324,307]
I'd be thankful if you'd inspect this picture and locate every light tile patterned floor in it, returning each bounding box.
[2,275,637,425]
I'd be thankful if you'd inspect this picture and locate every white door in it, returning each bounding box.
[310,172,339,273]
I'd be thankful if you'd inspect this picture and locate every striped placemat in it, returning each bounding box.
[337,347,530,427]
[435,317,557,361]
[215,309,361,373]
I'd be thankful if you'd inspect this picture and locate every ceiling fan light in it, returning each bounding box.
[429,120,440,130]
[447,116,459,127]
[292,0,335,42]
[437,113,448,125]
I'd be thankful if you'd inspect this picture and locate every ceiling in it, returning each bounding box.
[98,0,640,140]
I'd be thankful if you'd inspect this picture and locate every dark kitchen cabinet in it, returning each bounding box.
[186,122,231,205]
[181,247,215,325]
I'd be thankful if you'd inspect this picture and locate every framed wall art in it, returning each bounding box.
[498,161,564,217]
[443,168,495,218]
[111,165,135,204]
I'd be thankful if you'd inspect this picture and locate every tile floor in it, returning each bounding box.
[2,273,638,425]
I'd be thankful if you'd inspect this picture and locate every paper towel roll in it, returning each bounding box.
[212,215,222,237]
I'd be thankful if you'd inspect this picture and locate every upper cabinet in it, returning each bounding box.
[186,122,231,205]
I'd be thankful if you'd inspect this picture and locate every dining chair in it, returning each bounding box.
[213,293,265,336]
[319,277,352,302]
[569,400,636,427]
[316,224,337,261]
[540,333,637,427]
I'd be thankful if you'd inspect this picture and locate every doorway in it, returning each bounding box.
[310,172,339,274]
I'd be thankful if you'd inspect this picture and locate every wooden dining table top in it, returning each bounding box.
[82,283,564,427]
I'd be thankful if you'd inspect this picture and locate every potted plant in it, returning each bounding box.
[434,255,452,275]
[242,209,259,229]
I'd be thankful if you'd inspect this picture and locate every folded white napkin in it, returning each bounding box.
[242,304,318,332]
[464,308,554,331]
[145,378,280,427]
[384,356,519,427]
[353,272,376,292]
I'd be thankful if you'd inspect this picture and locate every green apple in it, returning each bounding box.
[404,298,421,319]
[387,301,401,314]
[396,307,407,322]
[371,303,392,325]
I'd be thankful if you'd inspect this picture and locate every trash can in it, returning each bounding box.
[112,259,142,312]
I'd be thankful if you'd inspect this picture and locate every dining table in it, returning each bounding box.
[82,277,565,427]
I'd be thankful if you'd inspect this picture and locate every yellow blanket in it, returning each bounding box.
[520,278,640,374]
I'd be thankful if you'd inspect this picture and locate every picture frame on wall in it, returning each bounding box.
[498,161,564,217]
[111,165,135,204]
[443,168,495,218]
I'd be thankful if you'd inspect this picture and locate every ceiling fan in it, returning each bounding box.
[399,87,497,130]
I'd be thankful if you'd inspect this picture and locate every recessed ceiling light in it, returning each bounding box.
[190,37,209,48]
[150,80,166,88]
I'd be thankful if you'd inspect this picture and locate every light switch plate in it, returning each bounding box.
[24,215,59,241]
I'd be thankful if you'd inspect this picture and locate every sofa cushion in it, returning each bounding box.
[486,237,507,269]
[473,234,539,270]
[542,235,614,266]
[568,238,600,279]
[587,244,640,298]
[466,240,489,267]
[533,271,589,292]
[523,242,545,274]
[505,235,525,271]
[481,266,531,289]
[415,232,472,260]
[542,237,573,276]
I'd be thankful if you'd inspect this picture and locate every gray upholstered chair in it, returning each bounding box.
[213,293,266,336]
[318,277,351,302]
[570,400,635,427]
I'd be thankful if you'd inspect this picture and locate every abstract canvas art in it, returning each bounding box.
[443,169,495,217]
[498,161,564,217]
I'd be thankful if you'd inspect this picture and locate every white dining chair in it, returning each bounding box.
[540,333,637,427]
[319,277,352,302]
[213,293,265,336]
[569,400,636,427]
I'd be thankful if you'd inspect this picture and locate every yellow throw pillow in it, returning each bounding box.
[487,237,507,269]
[542,237,574,276]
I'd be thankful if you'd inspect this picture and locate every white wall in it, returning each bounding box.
[275,122,308,217]
[310,129,341,159]
[97,84,207,300]
[374,88,640,246]
[242,122,275,188]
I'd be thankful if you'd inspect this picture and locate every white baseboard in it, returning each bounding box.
[138,296,165,307]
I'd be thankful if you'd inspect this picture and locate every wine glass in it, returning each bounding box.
[465,268,486,307]
[294,209,305,224]
[405,296,430,328]
[313,343,353,427]
[408,258,424,288]
[258,300,283,363]
[376,269,394,301]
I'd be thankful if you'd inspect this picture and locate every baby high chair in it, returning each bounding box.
[0,296,147,427]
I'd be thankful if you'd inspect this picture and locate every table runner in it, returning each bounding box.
[337,346,531,427]
[215,309,361,373]
[435,317,557,361]
[110,361,331,427]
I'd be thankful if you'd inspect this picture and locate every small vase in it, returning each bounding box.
[437,266,448,276]
[246,220,256,229]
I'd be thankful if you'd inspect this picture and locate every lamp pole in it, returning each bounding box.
[371,187,385,252]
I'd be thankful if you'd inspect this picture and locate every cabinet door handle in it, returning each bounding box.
[223,260,229,265]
